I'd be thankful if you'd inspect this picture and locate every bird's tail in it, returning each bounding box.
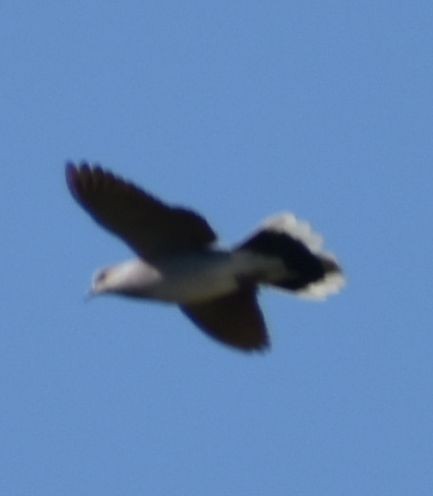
[235,213,345,300]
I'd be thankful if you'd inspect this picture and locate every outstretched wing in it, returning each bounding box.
[66,162,217,262]
[180,288,269,351]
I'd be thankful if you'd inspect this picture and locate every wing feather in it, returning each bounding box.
[180,289,269,351]
[66,162,217,262]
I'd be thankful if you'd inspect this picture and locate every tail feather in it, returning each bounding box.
[237,213,345,300]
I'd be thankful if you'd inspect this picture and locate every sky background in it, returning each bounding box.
[1,1,432,494]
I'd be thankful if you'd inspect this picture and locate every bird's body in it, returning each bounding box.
[94,249,286,303]
[67,162,345,352]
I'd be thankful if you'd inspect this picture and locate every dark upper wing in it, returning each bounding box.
[66,162,217,262]
[180,288,269,352]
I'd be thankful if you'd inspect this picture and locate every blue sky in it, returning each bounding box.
[1,1,432,494]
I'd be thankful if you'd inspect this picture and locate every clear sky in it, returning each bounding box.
[1,1,432,494]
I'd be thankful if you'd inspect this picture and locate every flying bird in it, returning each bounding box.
[66,162,345,352]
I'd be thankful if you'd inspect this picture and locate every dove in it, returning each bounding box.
[66,162,344,352]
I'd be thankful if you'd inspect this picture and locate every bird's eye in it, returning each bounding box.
[96,271,107,283]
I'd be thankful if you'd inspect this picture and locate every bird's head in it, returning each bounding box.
[89,266,117,296]
[88,259,161,299]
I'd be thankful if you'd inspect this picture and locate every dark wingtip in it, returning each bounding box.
[65,161,75,174]
[65,161,91,198]
[65,160,95,187]
[65,161,78,193]
[246,341,271,354]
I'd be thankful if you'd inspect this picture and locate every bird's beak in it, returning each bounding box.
[84,288,95,302]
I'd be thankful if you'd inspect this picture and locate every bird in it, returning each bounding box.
[66,162,345,352]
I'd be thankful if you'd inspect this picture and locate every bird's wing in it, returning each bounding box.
[180,288,269,351]
[66,162,217,262]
